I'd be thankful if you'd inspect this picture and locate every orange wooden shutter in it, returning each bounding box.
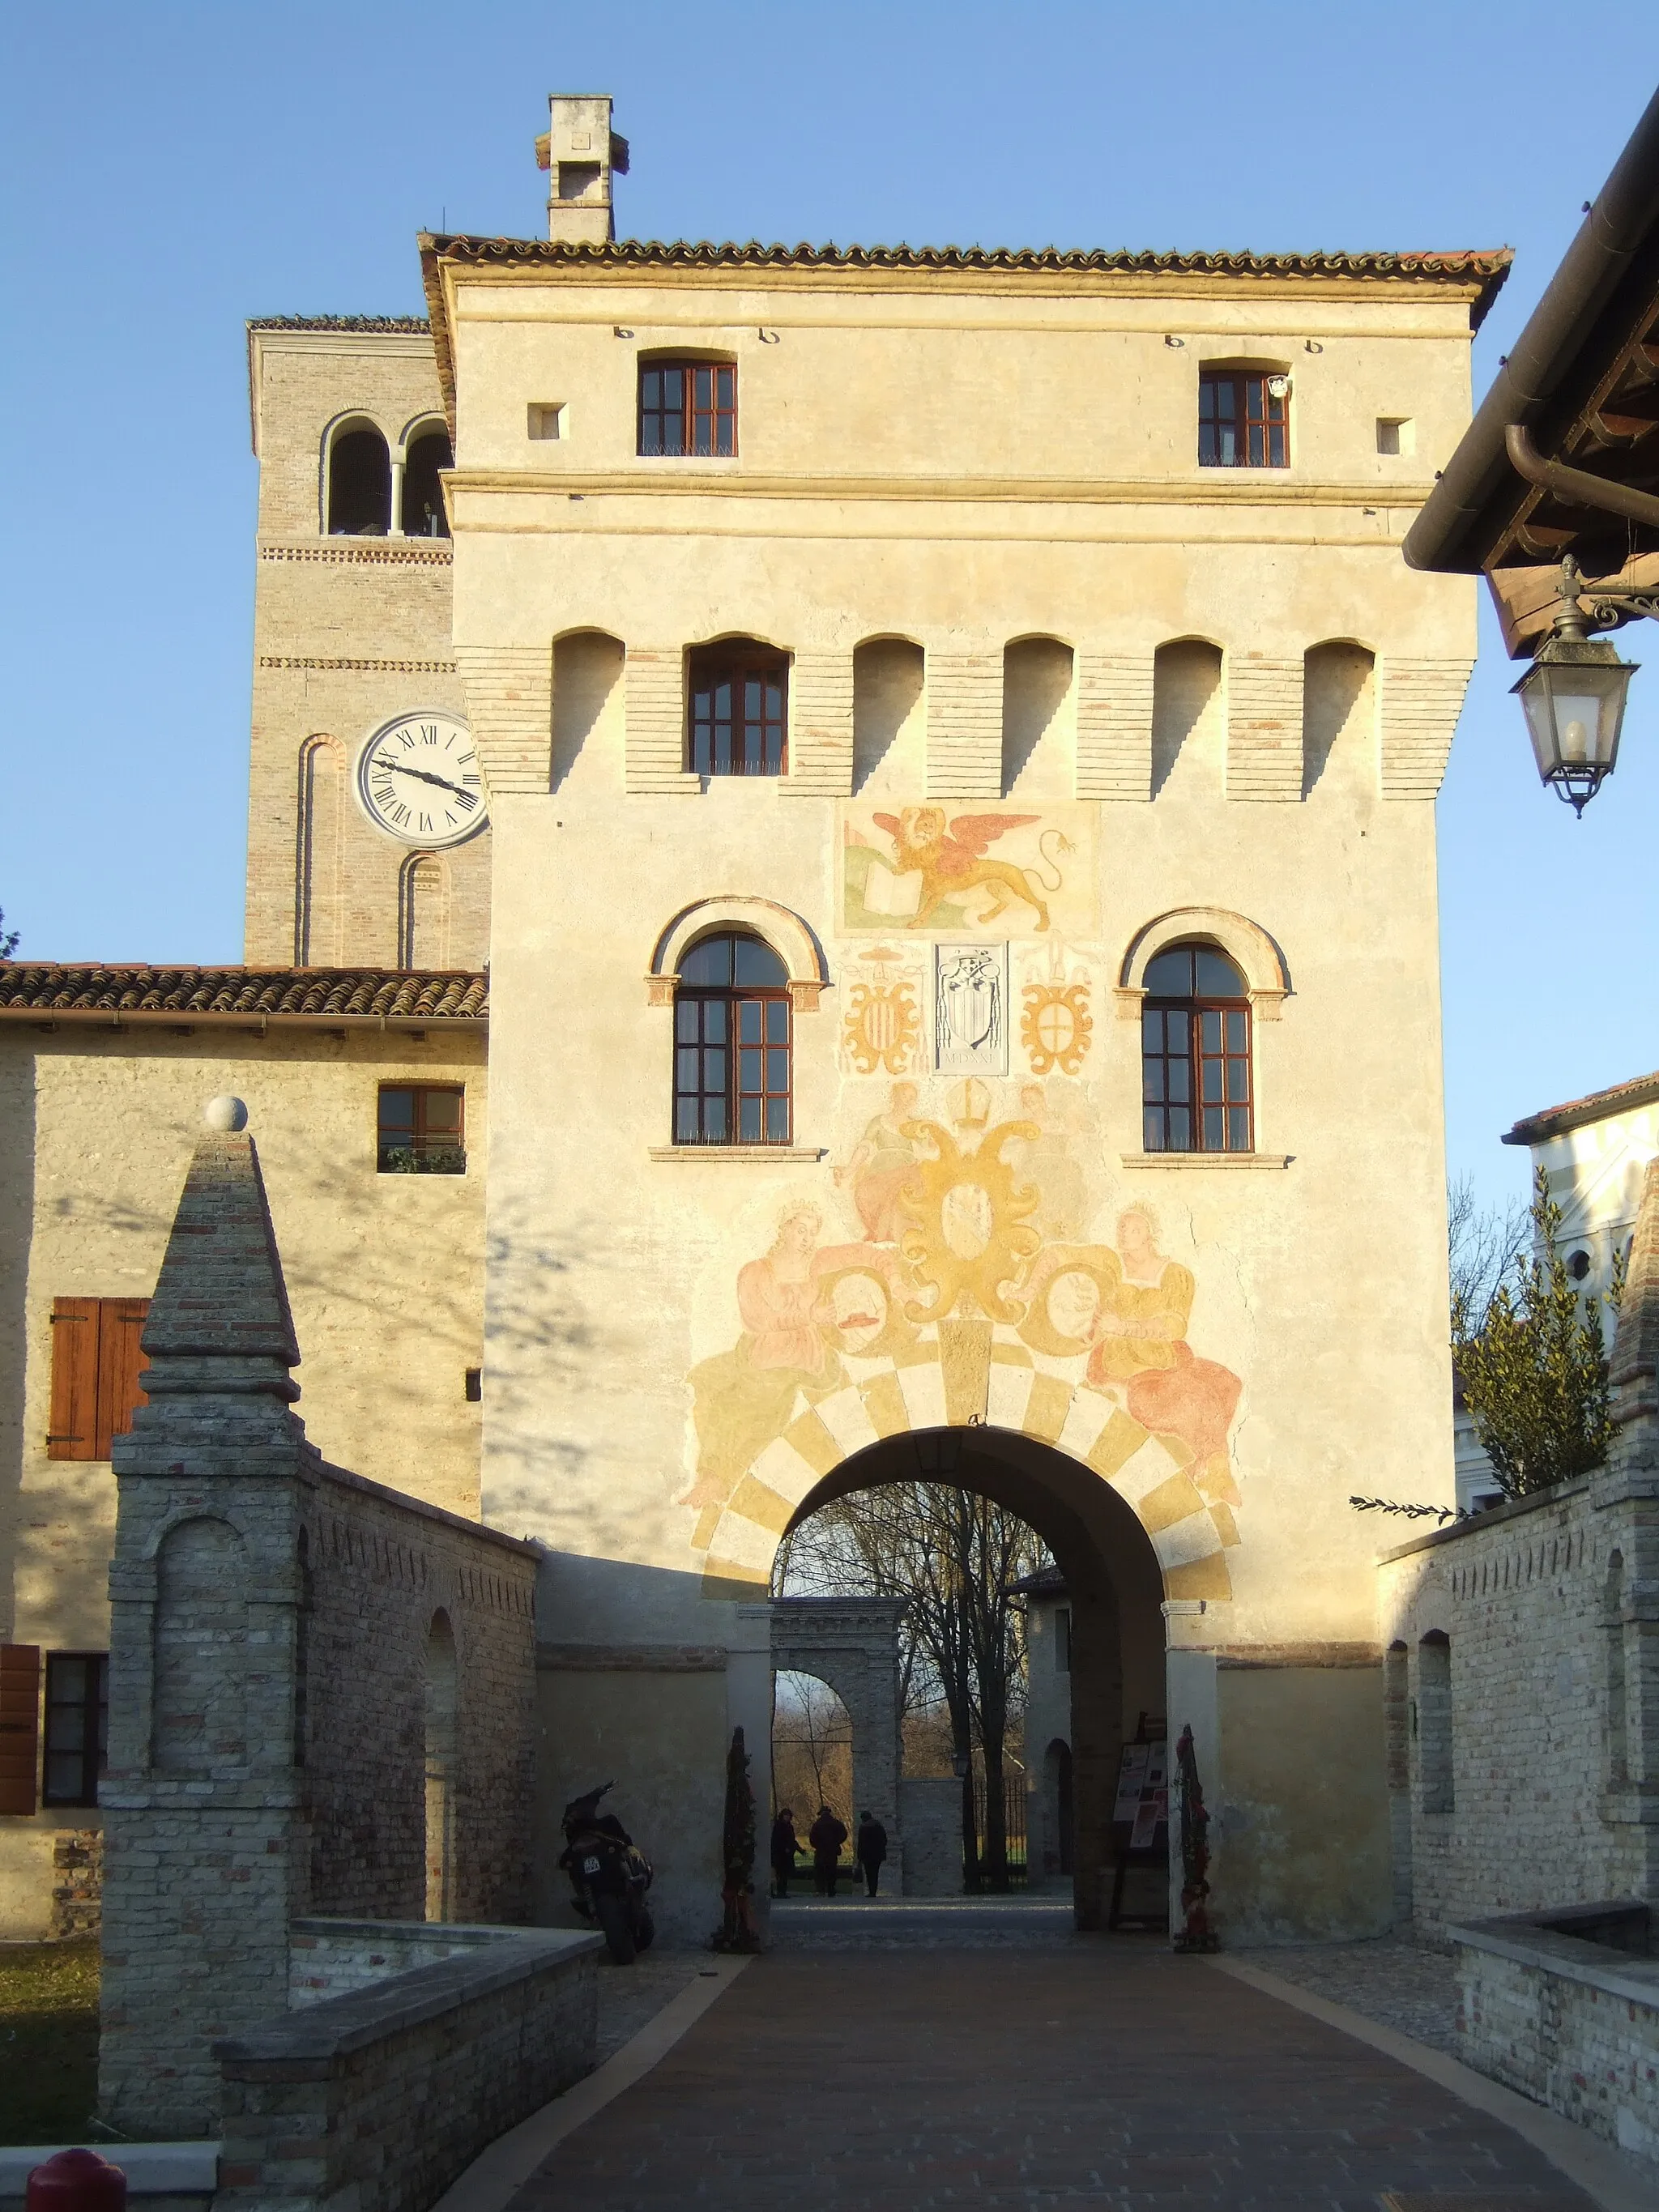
[0,1645,41,1815]
[47,1299,100,1461]
[97,1298,151,1459]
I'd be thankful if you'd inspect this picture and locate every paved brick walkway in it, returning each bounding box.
[510,1934,1596,2210]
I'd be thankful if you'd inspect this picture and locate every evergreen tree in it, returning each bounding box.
[1452,1167,1624,1496]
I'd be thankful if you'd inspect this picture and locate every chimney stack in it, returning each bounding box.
[535,93,626,245]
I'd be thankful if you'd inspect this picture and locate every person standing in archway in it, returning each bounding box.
[856,1808,889,1898]
[770,1806,803,1896]
[808,1804,848,1895]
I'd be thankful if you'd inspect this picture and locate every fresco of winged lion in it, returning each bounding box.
[871,806,1064,931]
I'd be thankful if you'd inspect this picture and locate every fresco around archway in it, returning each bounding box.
[684,1070,1247,1601]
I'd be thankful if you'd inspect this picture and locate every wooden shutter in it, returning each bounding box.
[48,1298,150,1460]
[47,1299,100,1460]
[0,1645,41,1815]
[97,1298,151,1460]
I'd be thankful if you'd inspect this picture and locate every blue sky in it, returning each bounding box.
[3,2,1657,1212]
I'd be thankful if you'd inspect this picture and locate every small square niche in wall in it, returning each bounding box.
[1376,416,1414,456]
[529,403,568,440]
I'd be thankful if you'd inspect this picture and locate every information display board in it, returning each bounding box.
[1111,1738,1169,1848]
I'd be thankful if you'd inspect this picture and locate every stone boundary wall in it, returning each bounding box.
[215,1928,599,2212]
[1375,1463,1658,1933]
[1452,1904,1659,2163]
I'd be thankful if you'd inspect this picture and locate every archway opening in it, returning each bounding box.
[326,423,390,535]
[770,1669,855,1895]
[772,1425,1168,1929]
[400,425,453,537]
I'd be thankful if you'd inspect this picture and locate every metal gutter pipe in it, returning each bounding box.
[1404,83,1659,574]
[1503,420,1659,527]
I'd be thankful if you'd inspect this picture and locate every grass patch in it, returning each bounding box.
[0,1941,100,2147]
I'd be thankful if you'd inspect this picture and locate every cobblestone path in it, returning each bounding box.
[509,1929,1595,2210]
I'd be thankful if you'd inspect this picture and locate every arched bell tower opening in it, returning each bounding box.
[776,1425,1167,1930]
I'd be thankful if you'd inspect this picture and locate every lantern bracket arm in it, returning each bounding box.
[1581,588,1659,631]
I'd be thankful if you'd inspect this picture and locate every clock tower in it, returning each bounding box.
[244,316,490,969]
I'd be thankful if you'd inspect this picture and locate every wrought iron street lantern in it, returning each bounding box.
[1513,556,1643,814]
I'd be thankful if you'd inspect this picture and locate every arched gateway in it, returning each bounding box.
[772,1426,1169,1928]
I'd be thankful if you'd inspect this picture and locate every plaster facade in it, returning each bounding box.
[0,110,1516,1953]
[418,213,1503,1941]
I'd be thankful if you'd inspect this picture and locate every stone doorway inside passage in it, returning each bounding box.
[770,1426,1167,1930]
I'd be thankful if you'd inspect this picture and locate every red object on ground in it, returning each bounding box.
[25,2150,127,2211]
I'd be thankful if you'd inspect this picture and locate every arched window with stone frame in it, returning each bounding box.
[1139,940,1253,1155]
[672,931,792,1146]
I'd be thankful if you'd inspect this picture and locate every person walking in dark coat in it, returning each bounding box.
[770,1808,803,1897]
[808,1805,848,1895]
[855,1809,889,1897]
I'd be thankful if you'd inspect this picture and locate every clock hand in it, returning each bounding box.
[370,753,475,801]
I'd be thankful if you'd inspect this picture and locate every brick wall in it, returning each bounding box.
[301,1466,536,1924]
[50,1829,101,1937]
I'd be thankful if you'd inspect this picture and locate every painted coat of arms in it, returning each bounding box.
[841,945,923,1075]
[935,944,1008,1074]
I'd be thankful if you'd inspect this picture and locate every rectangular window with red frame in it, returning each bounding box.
[638,360,737,456]
[1199,371,1289,467]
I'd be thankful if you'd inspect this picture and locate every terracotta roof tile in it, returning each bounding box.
[0,965,487,1021]
[246,315,430,334]
[1501,1069,1659,1145]
[423,234,1512,295]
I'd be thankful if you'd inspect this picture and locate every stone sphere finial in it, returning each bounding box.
[203,1095,249,1133]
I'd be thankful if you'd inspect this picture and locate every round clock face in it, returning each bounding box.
[356,712,488,849]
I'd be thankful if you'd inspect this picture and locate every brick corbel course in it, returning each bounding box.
[1379,656,1475,800]
[1226,656,1303,800]
[454,642,554,794]
[926,652,1003,798]
[1075,651,1154,800]
[785,650,855,795]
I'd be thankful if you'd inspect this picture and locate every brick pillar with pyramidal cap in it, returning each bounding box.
[98,1097,319,2137]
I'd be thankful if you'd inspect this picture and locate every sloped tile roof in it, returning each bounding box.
[0,965,487,1021]
[247,315,430,333]
[1502,1069,1659,1145]
[422,235,1512,298]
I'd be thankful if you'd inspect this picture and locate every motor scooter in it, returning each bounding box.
[558,1782,655,1963]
